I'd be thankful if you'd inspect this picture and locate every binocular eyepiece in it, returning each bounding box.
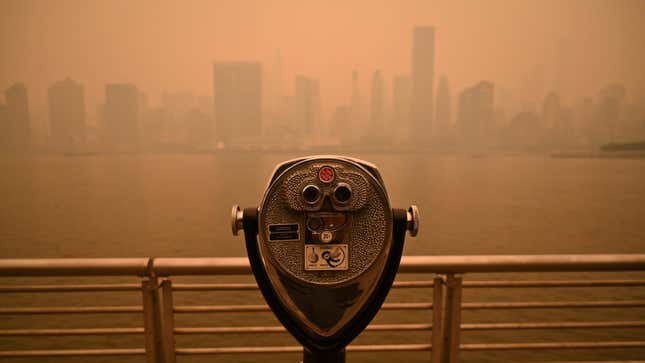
[301,182,352,206]
[231,155,419,361]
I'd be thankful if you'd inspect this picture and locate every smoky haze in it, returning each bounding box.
[3,3,645,362]
[1,0,644,152]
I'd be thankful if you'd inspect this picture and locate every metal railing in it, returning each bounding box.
[1,255,645,362]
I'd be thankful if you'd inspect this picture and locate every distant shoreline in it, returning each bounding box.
[551,151,645,159]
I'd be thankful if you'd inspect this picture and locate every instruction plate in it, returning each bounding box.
[304,244,348,271]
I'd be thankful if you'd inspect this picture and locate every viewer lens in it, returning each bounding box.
[333,184,352,204]
[302,185,321,204]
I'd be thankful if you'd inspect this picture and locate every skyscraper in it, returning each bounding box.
[104,83,139,150]
[332,105,351,146]
[542,92,573,149]
[392,75,412,145]
[349,70,364,145]
[435,74,451,136]
[162,91,195,145]
[591,83,626,145]
[294,75,320,138]
[213,62,262,146]
[5,83,31,151]
[457,81,495,149]
[369,70,384,127]
[410,26,435,145]
[267,50,285,133]
[368,70,385,145]
[0,103,7,151]
[351,71,362,120]
[48,78,86,151]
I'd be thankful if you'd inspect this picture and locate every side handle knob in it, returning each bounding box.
[406,205,420,237]
[231,205,244,236]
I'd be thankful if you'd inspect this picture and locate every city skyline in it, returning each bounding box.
[2,0,644,120]
[1,1,644,152]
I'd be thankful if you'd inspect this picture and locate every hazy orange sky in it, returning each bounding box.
[1,0,644,121]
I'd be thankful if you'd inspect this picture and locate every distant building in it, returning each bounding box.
[140,106,166,149]
[519,64,547,111]
[542,92,561,130]
[294,75,320,138]
[0,103,7,151]
[332,105,351,146]
[457,81,495,149]
[500,111,542,151]
[367,70,385,146]
[410,26,435,145]
[5,83,31,151]
[349,70,364,144]
[162,91,195,144]
[47,78,86,151]
[591,83,626,145]
[266,50,286,135]
[185,108,213,148]
[104,83,139,150]
[213,62,262,146]
[392,75,411,145]
[435,75,451,136]
[542,92,573,149]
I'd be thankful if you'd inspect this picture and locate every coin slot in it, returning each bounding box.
[269,224,299,232]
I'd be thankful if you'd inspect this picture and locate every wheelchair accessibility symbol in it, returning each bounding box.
[305,244,348,271]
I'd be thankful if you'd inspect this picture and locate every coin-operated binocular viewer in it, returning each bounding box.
[232,156,419,363]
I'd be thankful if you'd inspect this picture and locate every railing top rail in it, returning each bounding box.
[0,258,150,277]
[2,254,645,277]
[399,254,645,273]
[153,257,250,276]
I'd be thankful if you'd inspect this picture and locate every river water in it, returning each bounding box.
[1,153,645,362]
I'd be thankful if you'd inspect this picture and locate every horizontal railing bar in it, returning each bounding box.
[460,341,645,351]
[366,323,433,331]
[0,348,146,357]
[176,346,301,354]
[174,302,432,313]
[462,300,645,309]
[0,284,141,293]
[153,257,250,276]
[173,283,258,291]
[174,323,432,334]
[0,258,150,276]
[2,280,642,294]
[154,255,645,276]
[176,326,286,334]
[462,321,645,330]
[172,321,645,335]
[392,281,434,288]
[348,344,432,352]
[2,255,645,277]
[0,328,144,336]
[164,279,645,292]
[175,305,268,313]
[172,281,435,291]
[382,302,433,309]
[463,280,645,288]
[0,306,142,314]
[400,255,645,273]
[3,301,641,315]
[175,344,432,355]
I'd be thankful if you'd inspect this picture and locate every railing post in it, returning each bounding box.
[142,276,163,363]
[441,274,463,363]
[159,279,177,363]
[431,275,444,362]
